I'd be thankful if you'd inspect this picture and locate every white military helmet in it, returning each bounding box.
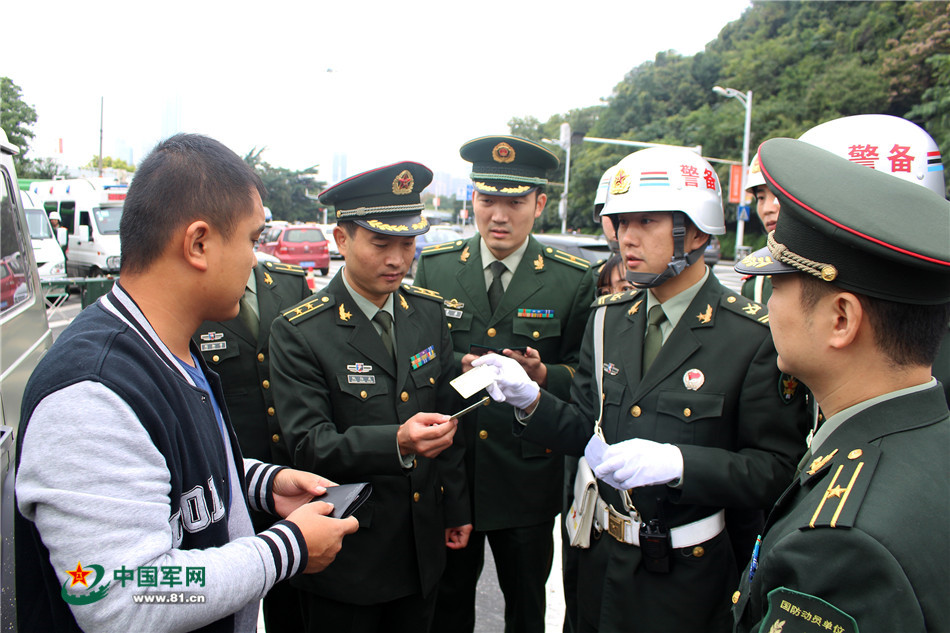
[798,114,945,197]
[602,147,725,287]
[49,211,62,221]
[601,146,725,235]
[592,164,619,221]
[745,152,766,191]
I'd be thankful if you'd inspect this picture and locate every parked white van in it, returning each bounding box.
[20,190,66,281]
[26,178,126,277]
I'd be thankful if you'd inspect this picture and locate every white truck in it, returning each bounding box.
[1,129,54,632]
[26,177,127,277]
[20,190,66,281]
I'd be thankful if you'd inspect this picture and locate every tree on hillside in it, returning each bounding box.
[244,147,326,223]
[84,155,136,172]
[1,77,37,172]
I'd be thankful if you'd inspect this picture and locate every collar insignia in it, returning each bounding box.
[629,299,643,316]
[492,142,515,163]
[339,304,352,322]
[534,254,544,270]
[399,294,409,310]
[697,304,713,323]
[460,245,471,262]
[392,170,414,195]
[807,449,839,476]
[263,272,273,285]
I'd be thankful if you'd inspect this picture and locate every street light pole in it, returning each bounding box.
[713,86,753,259]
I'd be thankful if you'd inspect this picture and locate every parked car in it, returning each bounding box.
[409,226,463,277]
[257,224,330,275]
[533,233,612,266]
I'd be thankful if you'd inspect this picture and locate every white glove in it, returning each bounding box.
[471,354,540,410]
[583,433,609,470]
[593,438,684,490]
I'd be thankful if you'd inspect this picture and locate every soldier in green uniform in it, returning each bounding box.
[732,137,950,633]
[476,146,808,632]
[193,259,312,631]
[415,135,596,633]
[268,162,471,633]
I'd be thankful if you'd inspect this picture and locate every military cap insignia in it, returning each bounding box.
[263,272,274,285]
[460,245,471,262]
[696,304,713,323]
[779,373,801,403]
[392,170,414,195]
[740,254,774,269]
[629,299,643,315]
[367,219,409,232]
[492,142,516,164]
[806,449,837,476]
[339,304,352,321]
[761,587,857,633]
[534,254,544,271]
[610,168,631,195]
[399,294,409,311]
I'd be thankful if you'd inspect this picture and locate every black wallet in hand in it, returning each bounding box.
[312,483,372,519]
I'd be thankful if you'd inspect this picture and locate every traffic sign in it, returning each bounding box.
[737,204,751,222]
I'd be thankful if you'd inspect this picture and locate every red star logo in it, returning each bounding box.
[65,561,92,587]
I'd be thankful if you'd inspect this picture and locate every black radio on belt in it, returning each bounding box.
[639,519,672,574]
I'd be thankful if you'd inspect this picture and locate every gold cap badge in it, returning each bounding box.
[492,142,515,163]
[611,168,631,195]
[392,170,414,195]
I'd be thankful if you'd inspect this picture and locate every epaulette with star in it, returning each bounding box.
[540,246,591,271]
[401,284,443,302]
[420,239,467,257]
[281,294,335,324]
[799,445,881,530]
[590,288,641,308]
[263,261,307,276]
[720,292,769,325]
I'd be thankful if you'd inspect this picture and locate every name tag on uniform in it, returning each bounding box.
[445,309,463,319]
[200,342,226,352]
[348,375,376,384]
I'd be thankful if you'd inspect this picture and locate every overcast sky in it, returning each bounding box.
[5,0,751,182]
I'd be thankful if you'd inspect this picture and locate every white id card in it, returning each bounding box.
[450,364,496,399]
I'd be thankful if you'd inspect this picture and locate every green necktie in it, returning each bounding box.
[642,305,667,374]
[373,310,394,360]
[488,261,506,313]
[239,289,259,340]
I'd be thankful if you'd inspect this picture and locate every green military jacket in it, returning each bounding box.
[733,383,949,633]
[193,261,311,465]
[415,234,596,530]
[268,272,467,604]
[519,274,809,632]
[741,274,773,304]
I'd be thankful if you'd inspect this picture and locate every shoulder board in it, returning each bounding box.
[801,445,881,530]
[593,258,608,274]
[281,294,335,324]
[720,292,769,325]
[540,246,591,271]
[590,288,640,308]
[263,261,307,276]
[401,284,443,302]
[420,239,467,256]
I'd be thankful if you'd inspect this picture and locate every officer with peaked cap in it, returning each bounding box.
[268,161,471,633]
[416,136,596,633]
[732,138,950,633]
[475,145,808,632]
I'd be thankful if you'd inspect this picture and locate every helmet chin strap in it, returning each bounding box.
[625,212,707,289]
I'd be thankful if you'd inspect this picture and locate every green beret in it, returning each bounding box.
[319,161,432,236]
[734,138,950,305]
[460,135,559,197]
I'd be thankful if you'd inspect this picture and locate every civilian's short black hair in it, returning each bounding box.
[119,133,265,274]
